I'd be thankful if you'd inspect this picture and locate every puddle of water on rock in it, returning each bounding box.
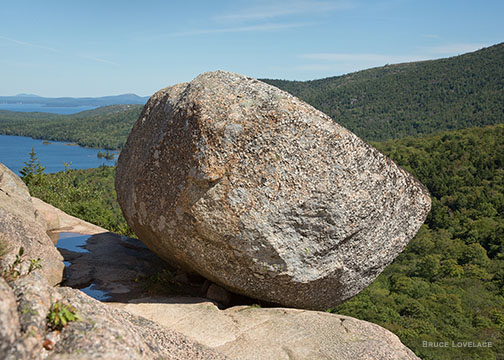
[56,232,91,253]
[55,232,112,301]
[80,284,112,301]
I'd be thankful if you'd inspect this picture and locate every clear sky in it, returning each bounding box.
[0,0,502,97]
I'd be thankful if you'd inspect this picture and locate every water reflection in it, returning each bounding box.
[80,284,112,301]
[56,232,91,253]
[55,232,112,301]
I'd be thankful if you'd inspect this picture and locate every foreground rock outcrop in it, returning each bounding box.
[0,273,227,360]
[1,162,420,359]
[0,163,226,359]
[116,71,431,310]
[34,194,416,360]
[32,197,106,238]
[0,164,64,285]
[114,297,420,360]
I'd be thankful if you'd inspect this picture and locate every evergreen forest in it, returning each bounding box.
[0,105,142,149]
[264,43,504,142]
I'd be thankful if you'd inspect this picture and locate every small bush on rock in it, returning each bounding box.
[47,302,81,330]
[1,247,41,282]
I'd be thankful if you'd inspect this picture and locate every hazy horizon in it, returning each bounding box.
[1,0,502,97]
[0,93,149,98]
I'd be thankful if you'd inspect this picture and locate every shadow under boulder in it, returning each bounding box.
[55,231,266,308]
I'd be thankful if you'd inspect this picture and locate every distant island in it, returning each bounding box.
[0,93,149,108]
[97,150,116,160]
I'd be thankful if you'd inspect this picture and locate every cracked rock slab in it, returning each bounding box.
[116,71,431,310]
[113,297,420,360]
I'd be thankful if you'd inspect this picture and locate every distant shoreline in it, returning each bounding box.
[0,134,111,151]
[0,134,117,175]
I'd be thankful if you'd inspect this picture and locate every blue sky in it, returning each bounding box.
[0,0,502,97]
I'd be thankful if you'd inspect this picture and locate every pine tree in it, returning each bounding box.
[19,147,45,185]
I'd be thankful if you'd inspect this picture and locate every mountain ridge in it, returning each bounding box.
[1,42,503,149]
[0,93,149,107]
[262,42,504,141]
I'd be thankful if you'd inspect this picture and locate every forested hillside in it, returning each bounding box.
[333,124,504,360]
[22,163,132,236]
[264,43,504,141]
[0,105,142,149]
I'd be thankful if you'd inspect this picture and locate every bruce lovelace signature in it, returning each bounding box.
[422,341,492,348]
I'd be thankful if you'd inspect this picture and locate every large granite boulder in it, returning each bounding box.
[0,164,64,286]
[116,71,431,310]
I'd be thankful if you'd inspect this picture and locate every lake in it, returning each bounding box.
[0,135,117,175]
[0,104,98,115]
